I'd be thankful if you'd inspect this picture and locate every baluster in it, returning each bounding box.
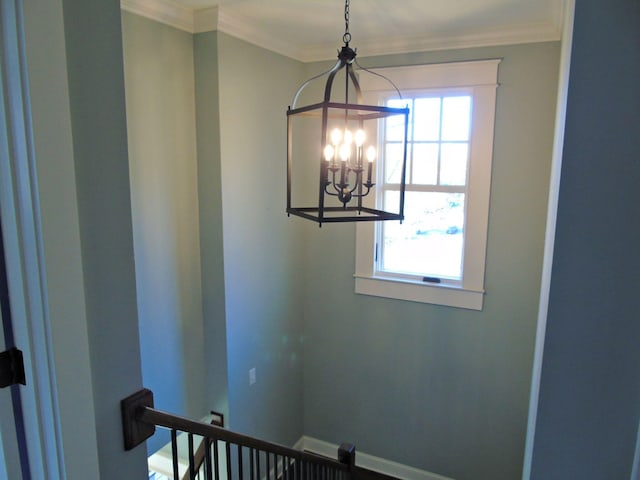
[266,451,271,480]
[226,442,232,480]
[188,433,195,480]
[256,449,261,480]
[250,448,255,480]
[204,437,213,480]
[171,429,179,480]
[273,454,277,480]
[238,444,243,480]
[213,439,220,480]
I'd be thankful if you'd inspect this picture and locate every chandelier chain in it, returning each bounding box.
[343,0,351,45]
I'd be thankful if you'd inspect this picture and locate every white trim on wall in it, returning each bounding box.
[520,0,575,479]
[298,436,455,480]
[121,0,194,32]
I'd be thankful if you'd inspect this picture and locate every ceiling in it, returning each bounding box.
[122,0,566,62]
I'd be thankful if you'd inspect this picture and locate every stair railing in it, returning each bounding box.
[122,389,356,480]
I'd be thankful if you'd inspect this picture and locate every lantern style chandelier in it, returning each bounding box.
[286,0,409,225]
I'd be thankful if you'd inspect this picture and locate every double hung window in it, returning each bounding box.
[355,60,500,310]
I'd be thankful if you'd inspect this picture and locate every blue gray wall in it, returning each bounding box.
[122,12,208,453]
[215,33,306,445]
[531,1,640,478]
[194,30,230,434]
[122,21,306,448]
[301,42,560,480]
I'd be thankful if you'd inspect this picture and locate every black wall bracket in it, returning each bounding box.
[0,347,26,388]
[121,388,155,451]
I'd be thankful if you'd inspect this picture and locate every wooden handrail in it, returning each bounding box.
[122,388,355,479]
[139,406,349,471]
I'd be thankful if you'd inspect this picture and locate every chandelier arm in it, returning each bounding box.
[353,184,373,198]
[291,59,342,109]
[347,64,363,104]
[324,58,349,103]
[351,184,373,198]
[354,59,404,100]
[348,173,362,194]
[324,180,341,197]
[325,168,342,196]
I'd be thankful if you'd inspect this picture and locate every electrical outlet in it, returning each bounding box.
[249,367,256,385]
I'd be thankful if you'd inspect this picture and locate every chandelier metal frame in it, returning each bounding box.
[286,0,409,225]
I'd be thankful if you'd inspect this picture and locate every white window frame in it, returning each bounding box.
[355,60,500,310]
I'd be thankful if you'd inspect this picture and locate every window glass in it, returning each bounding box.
[381,192,465,279]
[413,97,441,141]
[440,143,468,186]
[379,93,471,281]
[385,98,410,142]
[384,143,407,184]
[441,96,471,141]
[412,143,438,184]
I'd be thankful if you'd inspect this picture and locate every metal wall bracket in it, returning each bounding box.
[121,388,155,451]
[0,347,26,388]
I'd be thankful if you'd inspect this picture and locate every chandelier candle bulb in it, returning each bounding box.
[343,129,353,146]
[355,129,366,166]
[331,128,342,146]
[339,143,350,185]
[366,146,376,184]
[324,144,334,162]
[323,144,334,182]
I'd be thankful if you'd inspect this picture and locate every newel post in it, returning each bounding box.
[338,443,356,471]
[121,388,155,451]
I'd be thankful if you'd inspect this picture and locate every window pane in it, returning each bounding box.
[384,143,407,184]
[441,96,471,141]
[440,143,468,186]
[413,97,441,141]
[386,99,410,142]
[382,192,465,279]
[412,143,438,185]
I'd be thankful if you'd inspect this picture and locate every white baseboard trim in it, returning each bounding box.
[295,436,455,480]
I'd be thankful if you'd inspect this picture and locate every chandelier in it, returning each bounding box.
[286,0,409,225]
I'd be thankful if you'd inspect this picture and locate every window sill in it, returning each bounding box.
[354,275,484,310]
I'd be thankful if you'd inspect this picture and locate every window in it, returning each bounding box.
[355,60,500,310]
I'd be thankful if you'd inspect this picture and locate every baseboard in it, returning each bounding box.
[295,436,455,480]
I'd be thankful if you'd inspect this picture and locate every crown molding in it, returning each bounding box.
[121,0,563,62]
[121,0,194,33]
[300,20,562,62]
[213,9,300,59]
[193,6,218,33]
